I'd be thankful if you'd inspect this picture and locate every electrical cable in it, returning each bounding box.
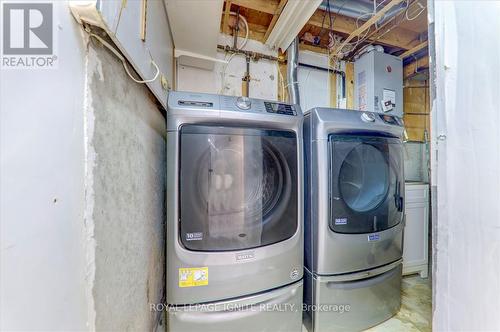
[219,12,249,93]
[406,0,426,21]
[89,33,160,84]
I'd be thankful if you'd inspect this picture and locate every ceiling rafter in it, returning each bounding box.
[308,10,420,50]
[230,0,278,15]
[222,0,428,53]
[399,40,428,58]
[333,0,406,54]
[223,1,232,35]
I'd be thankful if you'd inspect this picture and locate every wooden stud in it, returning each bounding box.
[263,0,288,42]
[231,0,278,15]
[299,42,329,54]
[140,0,147,41]
[334,0,405,55]
[399,40,428,58]
[223,1,232,35]
[329,72,337,107]
[404,56,429,79]
[345,62,355,109]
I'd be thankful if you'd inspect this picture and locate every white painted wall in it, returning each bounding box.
[431,1,500,330]
[1,1,167,330]
[0,2,89,330]
[297,47,331,111]
[177,34,279,100]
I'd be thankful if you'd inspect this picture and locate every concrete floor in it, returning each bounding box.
[366,275,432,332]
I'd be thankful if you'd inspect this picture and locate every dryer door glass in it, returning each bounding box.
[179,125,298,251]
[329,135,404,234]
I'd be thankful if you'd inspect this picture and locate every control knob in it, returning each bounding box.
[361,112,376,122]
[235,96,252,110]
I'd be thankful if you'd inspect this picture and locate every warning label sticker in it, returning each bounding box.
[179,267,208,288]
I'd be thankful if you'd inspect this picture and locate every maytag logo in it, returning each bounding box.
[368,234,380,242]
[236,251,255,262]
[1,2,58,69]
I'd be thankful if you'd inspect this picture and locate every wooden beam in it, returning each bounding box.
[140,0,147,41]
[223,1,232,35]
[334,0,405,54]
[345,62,354,109]
[404,56,429,78]
[399,40,428,58]
[263,0,287,42]
[231,0,278,14]
[308,9,420,50]
[330,72,337,107]
[299,42,328,54]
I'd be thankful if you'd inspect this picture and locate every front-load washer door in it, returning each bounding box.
[179,125,298,252]
[329,135,404,234]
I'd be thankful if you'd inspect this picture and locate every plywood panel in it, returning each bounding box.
[403,79,430,141]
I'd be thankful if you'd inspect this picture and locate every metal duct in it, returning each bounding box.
[287,37,300,105]
[319,0,407,25]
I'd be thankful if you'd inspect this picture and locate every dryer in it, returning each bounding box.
[166,92,303,332]
[304,108,405,332]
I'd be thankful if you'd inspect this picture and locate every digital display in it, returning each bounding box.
[264,102,296,115]
[178,100,213,108]
[379,114,399,125]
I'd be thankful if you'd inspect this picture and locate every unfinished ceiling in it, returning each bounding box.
[220,0,429,76]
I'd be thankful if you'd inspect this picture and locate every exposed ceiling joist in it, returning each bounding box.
[334,0,405,54]
[308,10,420,50]
[264,0,288,42]
[231,0,278,15]
[223,1,232,34]
[399,40,428,58]
[404,55,429,78]
[299,42,328,54]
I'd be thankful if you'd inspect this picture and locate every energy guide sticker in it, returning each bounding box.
[179,267,208,287]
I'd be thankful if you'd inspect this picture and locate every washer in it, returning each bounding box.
[303,108,405,332]
[166,92,303,332]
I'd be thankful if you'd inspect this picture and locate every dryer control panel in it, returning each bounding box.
[168,92,301,117]
[264,102,297,116]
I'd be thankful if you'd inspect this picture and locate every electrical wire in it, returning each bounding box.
[89,33,159,84]
[405,0,426,20]
[219,12,249,93]
[333,0,426,60]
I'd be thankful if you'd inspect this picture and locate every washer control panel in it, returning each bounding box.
[264,102,297,116]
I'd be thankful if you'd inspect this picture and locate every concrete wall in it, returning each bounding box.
[431,1,500,330]
[86,42,166,331]
[1,1,167,330]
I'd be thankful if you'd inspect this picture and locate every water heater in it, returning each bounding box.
[354,47,403,117]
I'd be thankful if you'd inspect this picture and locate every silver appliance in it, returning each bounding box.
[354,47,403,116]
[304,108,405,332]
[166,91,303,332]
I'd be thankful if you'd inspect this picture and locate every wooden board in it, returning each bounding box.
[345,62,355,109]
[403,79,430,141]
[330,72,337,107]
